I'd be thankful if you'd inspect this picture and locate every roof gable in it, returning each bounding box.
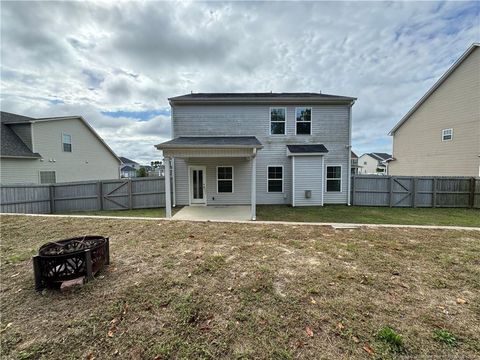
[0,122,41,158]
[389,43,479,135]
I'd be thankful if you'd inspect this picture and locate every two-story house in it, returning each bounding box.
[389,43,479,176]
[358,152,392,175]
[0,112,120,184]
[156,92,356,220]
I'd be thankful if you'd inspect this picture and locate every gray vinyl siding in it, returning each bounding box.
[174,158,251,205]
[294,156,323,206]
[9,123,33,150]
[172,104,350,205]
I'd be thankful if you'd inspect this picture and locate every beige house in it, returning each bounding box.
[388,43,480,176]
[0,112,121,184]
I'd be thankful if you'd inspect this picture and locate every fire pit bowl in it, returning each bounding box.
[33,235,109,291]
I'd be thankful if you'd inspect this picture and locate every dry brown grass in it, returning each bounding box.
[1,215,479,359]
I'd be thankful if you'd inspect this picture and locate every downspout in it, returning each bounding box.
[347,102,354,206]
[292,156,295,207]
[172,158,176,207]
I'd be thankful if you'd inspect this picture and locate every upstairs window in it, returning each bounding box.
[217,166,233,193]
[268,166,283,192]
[270,108,286,135]
[442,128,453,141]
[63,133,72,152]
[326,166,342,192]
[295,107,312,135]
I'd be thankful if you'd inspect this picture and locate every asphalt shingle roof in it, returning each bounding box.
[369,152,392,161]
[286,144,329,154]
[169,92,356,103]
[0,112,41,158]
[156,136,263,149]
[119,156,139,164]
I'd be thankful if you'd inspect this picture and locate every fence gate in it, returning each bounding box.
[102,180,131,210]
[391,177,414,207]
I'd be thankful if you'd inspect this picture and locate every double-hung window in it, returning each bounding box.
[326,166,341,192]
[217,166,233,193]
[442,128,453,141]
[63,133,72,152]
[267,166,283,192]
[270,108,286,135]
[295,107,312,135]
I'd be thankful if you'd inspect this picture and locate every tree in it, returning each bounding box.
[137,167,148,177]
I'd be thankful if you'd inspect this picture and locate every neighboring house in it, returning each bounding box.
[119,156,140,170]
[119,156,140,178]
[389,43,480,176]
[0,112,120,184]
[156,92,356,219]
[120,165,137,178]
[351,151,360,175]
[358,153,392,175]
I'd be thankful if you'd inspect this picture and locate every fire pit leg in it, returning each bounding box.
[33,255,43,291]
[105,238,110,265]
[85,249,94,281]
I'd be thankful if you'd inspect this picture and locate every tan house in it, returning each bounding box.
[0,112,121,184]
[388,43,480,176]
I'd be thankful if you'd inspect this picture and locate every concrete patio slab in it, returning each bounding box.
[172,205,251,221]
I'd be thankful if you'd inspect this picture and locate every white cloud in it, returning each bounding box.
[1,1,478,163]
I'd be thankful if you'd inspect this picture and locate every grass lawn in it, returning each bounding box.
[62,207,167,217]
[257,205,480,227]
[1,215,479,359]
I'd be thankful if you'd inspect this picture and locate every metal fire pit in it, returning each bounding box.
[33,235,109,291]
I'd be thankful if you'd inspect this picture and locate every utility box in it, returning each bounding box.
[304,190,312,199]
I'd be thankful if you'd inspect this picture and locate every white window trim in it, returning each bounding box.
[62,132,72,152]
[267,165,284,193]
[442,128,453,141]
[39,170,56,184]
[269,107,287,136]
[295,107,313,135]
[188,165,207,205]
[325,164,342,193]
[216,166,234,194]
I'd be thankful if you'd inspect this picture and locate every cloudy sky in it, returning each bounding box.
[1,1,479,164]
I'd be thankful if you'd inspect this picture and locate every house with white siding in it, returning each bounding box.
[0,112,121,184]
[156,92,356,220]
[358,152,392,175]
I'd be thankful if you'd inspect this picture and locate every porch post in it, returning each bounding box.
[251,154,257,221]
[165,157,172,218]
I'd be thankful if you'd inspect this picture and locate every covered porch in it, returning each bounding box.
[155,136,263,221]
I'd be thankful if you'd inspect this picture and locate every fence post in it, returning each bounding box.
[412,177,417,208]
[469,177,475,209]
[389,176,394,207]
[49,185,55,214]
[351,175,356,206]
[97,181,103,211]
[128,179,133,210]
[432,178,437,208]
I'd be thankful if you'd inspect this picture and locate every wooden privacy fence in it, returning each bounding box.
[1,177,167,214]
[351,175,480,208]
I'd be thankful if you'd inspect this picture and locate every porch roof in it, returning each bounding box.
[156,136,263,150]
[286,144,329,156]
